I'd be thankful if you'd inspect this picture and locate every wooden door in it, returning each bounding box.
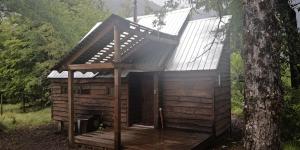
[140,75,154,125]
[129,73,154,126]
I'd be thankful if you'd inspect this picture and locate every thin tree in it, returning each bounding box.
[243,0,283,149]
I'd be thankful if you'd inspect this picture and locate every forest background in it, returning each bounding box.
[0,0,299,147]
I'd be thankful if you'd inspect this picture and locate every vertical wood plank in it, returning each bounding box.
[127,78,130,127]
[68,70,74,146]
[153,73,159,128]
[114,24,121,150]
[212,87,216,136]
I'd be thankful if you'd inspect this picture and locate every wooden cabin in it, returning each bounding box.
[48,8,231,149]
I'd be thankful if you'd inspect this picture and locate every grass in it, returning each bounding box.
[284,141,300,150]
[231,101,243,117]
[0,103,51,131]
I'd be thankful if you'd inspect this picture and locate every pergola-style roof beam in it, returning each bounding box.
[63,25,114,68]
[67,63,162,72]
[68,63,114,70]
[87,31,139,64]
[121,22,179,45]
[120,38,150,62]
[82,20,178,66]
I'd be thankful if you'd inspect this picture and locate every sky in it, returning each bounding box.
[150,0,190,7]
[149,0,165,6]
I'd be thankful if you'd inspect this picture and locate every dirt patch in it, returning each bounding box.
[0,123,70,150]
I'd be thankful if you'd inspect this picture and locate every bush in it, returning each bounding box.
[281,88,300,141]
[231,52,244,117]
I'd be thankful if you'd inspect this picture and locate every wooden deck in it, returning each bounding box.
[75,126,211,150]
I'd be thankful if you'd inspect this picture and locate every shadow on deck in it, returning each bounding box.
[75,126,211,150]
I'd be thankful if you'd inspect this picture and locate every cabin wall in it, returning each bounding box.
[50,78,128,128]
[214,43,231,136]
[161,71,216,133]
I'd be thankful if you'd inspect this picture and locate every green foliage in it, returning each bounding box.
[2,0,109,47]
[231,51,244,117]
[0,14,66,102]
[0,0,109,103]
[282,88,300,141]
[281,65,300,141]
[284,141,300,150]
[0,104,51,131]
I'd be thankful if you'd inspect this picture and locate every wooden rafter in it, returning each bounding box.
[68,63,114,70]
[120,22,178,45]
[120,39,150,62]
[63,25,113,67]
[90,32,137,64]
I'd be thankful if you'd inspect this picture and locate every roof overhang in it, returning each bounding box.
[52,14,178,72]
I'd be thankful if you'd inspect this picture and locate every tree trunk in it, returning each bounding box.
[243,0,283,149]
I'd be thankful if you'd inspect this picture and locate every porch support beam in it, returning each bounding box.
[113,24,121,150]
[68,70,74,146]
[68,63,114,70]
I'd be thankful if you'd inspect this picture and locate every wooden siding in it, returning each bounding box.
[50,78,128,127]
[214,40,231,136]
[50,68,231,135]
[161,72,216,133]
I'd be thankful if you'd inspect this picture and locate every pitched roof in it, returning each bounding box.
[78,8,191,43]
[52,14,177,71]
[165,16,231,71]
[127,8,191,36]
[48,9,231,79]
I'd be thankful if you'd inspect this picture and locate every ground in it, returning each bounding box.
[0,122,244,150]
[0,104,299,150]
[0,123,70,150]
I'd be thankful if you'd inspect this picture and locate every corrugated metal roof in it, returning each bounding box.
[47,70,130,79]
[78,8,190,43]
[127,8,191,36]
[47,71,97,79]
[165,15,231,71]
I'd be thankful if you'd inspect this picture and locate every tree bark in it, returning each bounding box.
[243,0,283,149]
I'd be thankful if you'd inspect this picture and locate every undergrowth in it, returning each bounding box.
[0,103,51,131]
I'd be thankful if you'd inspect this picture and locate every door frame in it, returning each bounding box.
[127,72,159,128]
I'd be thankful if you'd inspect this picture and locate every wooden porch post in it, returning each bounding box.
[153,73,159,128]
[68,70,74,146]
[114,24,121,150]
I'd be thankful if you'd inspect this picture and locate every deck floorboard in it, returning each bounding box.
[75,127,211,150]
